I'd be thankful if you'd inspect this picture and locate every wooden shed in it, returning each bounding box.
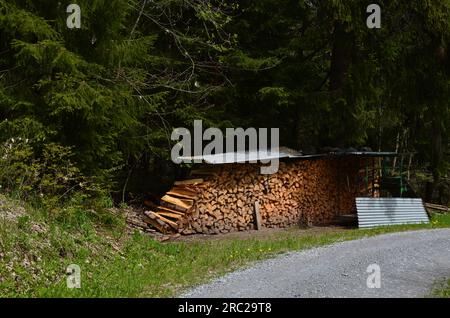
[144,149,396,234]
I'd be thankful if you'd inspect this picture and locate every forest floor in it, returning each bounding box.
[1,193,449,297]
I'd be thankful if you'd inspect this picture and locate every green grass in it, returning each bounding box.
[434,279,450,298]
[1,194,450,297]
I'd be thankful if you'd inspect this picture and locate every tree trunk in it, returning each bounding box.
[329,22,353,91]
[328,22,354,147]
[430,122,443,203]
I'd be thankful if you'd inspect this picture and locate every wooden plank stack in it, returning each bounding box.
[142,179,202,234]
[143,157,377,235]
[424,202,450,213]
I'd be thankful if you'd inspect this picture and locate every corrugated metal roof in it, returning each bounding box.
[178,147,397,164]
[330,151,397,157]
[356,198,429,228]
[179,147,302,164]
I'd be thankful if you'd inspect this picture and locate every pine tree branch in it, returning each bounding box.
[129,0,148,40]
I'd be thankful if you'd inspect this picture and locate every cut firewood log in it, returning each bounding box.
[172,186,198,196]
[152,212,179,230]
[166,191,197,200]
[144,211,157,220]
[144,218,166,233]
[157,211,183,220]
[143,211,171,233]
[161,201,189,213]
[160,195,194,210]
[174,179,204,185]
[156,206,186,215]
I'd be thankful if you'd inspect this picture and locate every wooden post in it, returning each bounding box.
[254,200,262,230]
[407,153,413,180]
[372,158,375,197]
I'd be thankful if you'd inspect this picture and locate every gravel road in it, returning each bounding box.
[182,229,450,298]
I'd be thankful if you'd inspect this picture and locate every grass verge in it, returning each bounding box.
[434,279,450,298]
[1,194,449,297]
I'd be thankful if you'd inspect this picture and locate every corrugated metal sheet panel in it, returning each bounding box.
[356,198,429,228]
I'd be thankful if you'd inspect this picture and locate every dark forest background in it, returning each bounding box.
[0,0,449,206]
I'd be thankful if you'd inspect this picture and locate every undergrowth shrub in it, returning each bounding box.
[0,138,111,211]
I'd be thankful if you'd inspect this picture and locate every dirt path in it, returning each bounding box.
[177,225,349,243]
[182,229,450,298]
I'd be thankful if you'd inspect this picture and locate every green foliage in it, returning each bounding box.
[0,0,237,200]
[0,139,81,199]
[0,1,58,41]
[435,279,450,297]
[0,0,449,203]
[218,0,449,200]
[224,50,281,71]
[0,138,38,196]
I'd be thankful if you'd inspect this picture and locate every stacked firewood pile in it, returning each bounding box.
[143,157,377,235]
[142,179,201,234]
